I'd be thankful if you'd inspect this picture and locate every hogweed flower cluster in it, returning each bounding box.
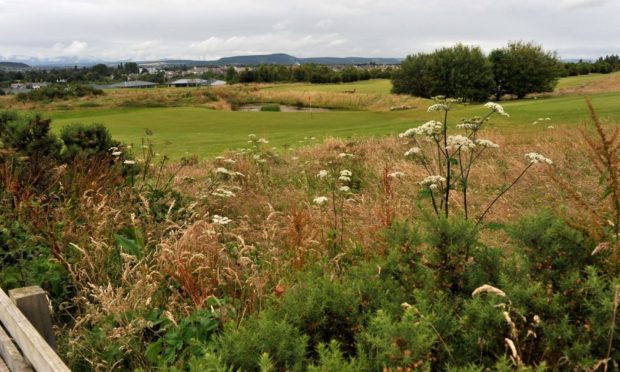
[388,171,406,179]
[525,152,553,165]
[313,196,328,206]
[399,98,552,224]
[419,175,446,190]
[404,147,421,157]
[215,167,244,178]
[339,170,352,182]
[475,139,499,148]
[427,103,449,112]
[212,215,232,225]
[212,188,235,198]
[484,102,510,117]
[399,120,444,139]
[446,135,476,152]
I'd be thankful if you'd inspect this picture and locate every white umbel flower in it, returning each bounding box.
[427,103,449,112]
[399,120,443,138]
[388,171,406,179]
[419,175,446,190]
[340,170,352,177]
[212,188,236,198]
[313,196,329,205]
[525,152,552,165]
[112,151,122,157]
[475,139,499,148]
[484,102,509,117]
[317,169,329,179]
[456,122,480,131]
[339,186,351,193]
[212,215,232,225]
[404,147,421,157]
[398,128,416,138]
[123,160,135,165]
[446,135,476,152]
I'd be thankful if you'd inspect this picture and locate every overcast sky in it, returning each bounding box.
[0,0,618,62]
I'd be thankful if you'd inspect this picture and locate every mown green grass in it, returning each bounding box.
[50,91,620,158]
[263,79,393,94]
[264,73,619,94]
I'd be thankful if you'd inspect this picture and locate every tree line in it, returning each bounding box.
[225,64,395,84]
[0,63,165,87]
[560,55,620,76]
[392,42,618,101]
[392,42,556,101]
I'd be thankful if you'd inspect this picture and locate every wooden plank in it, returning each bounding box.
[0,325,32,372]
[0,288,68,372]
[8,287,57,350]
[0,356,9,372]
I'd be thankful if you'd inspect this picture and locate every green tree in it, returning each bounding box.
[489,41,560,99]
[124,62,139,74]
[225,67,238,84]
[430,44,494,101]
[392,44,494,101]
[391,53,434,97]
[89,64,110,80]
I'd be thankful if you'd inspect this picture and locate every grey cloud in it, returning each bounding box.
[0,0,618,62]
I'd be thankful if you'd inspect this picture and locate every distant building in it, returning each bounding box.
[96,80,158,89]
[3,87,31,95]
[31,82,49,90]
[139,67,159,74]
[167,78,226,87]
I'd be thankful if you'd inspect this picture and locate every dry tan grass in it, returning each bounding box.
[166,125,587,260]
[0,86,229,111]
[0,84,423,112]
[50,119,612,369]
[553,73,620,96]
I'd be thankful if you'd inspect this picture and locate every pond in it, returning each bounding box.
[235,104,331,112]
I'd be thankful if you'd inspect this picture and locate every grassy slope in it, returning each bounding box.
[263,79,394,94]
[555,71,620,89]
[51,91,620,158]
[47,77,620,158]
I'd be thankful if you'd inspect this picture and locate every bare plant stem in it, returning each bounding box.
[430,191,440,217]
[443,110,450,218]
[458,150,468,220]
[605,285,620,372]
[474,163,533,229]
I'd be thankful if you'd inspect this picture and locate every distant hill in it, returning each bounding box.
[299,56,401,65]
[140,53,401,67]
[0,62,30,69]
[7,53,401,68]
[216,53,299,65]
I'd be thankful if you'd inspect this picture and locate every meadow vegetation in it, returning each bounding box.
[1,85,620,370]
[1,65,620,370]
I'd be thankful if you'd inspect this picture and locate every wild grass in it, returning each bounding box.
[2,100,620,369]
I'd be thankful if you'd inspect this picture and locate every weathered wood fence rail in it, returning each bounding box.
[0,286,69,372]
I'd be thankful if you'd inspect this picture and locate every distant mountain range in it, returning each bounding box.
[0,53,402,68]
[0,61,31,69]
[140,53,402,67]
